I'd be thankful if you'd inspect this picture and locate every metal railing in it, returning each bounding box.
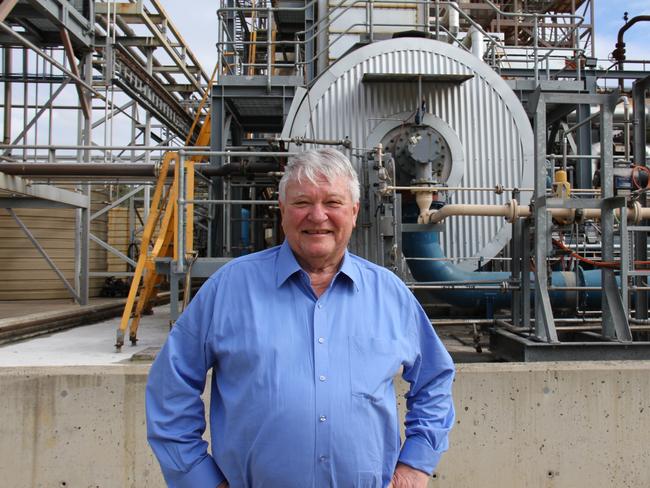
[214,0,591,83]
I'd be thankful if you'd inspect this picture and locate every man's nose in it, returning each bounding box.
[307,204,328,222]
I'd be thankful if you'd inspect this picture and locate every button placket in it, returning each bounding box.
[313,299,330,484]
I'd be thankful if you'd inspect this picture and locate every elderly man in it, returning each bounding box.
[146,148,455,488]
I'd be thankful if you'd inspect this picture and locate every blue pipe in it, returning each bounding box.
[402,229,607,314]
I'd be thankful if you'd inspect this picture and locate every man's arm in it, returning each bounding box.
[145,277,226,488]
[398,298,455,478]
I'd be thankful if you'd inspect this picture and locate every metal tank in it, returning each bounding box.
[282,37,534,270]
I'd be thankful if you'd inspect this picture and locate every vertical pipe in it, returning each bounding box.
[22,47,27,161]
[533,14,539,84]
[434,0,440,40]
[633,79,648,320]
[470,28,484,59]
[217,14,223,80]
[622,96,630,162]
[225,178,232,255]
[177,151,186,273]
[2,47,11,147]
[267,4,272,92]
[317,0,328,74]
[589,0,595,58]
[145,49,153,165]
[448,2,459,41]
[368,0,374,42]
[521,218,531,329]
[48,48,53,148]
[510,189,522,327]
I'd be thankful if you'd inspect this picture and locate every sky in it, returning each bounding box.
[160,0,650,77]
[5,1,649,149]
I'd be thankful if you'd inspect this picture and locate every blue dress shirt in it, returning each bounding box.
[146,240,455,488]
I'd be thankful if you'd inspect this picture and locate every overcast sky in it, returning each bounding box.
[6,1,649,149]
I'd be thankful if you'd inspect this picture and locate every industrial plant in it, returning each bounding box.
[1,0,649,486]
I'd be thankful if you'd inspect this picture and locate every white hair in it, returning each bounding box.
[278,148,360,203]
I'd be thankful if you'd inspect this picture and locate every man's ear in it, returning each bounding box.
[352,201,360,227]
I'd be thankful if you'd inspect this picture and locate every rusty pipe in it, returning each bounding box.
[0,161,282,178]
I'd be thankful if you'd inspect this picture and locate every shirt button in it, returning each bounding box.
[317,302,323,309]
[319,375,326,382]
[319,415,327,422]
[318,337,325,344]
[319,456,328,462]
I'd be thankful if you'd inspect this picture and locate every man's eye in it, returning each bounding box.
[327,201,343,207]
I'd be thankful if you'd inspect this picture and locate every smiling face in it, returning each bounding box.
[279,175,360,271]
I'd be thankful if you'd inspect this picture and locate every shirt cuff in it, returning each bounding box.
[398,435,443,475]
[162,455,225,488]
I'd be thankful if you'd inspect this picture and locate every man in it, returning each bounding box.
[146,148,455,488]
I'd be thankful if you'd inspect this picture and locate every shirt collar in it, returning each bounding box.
[276,239,360,292]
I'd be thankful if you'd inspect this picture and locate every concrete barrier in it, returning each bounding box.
[1,361,649,487]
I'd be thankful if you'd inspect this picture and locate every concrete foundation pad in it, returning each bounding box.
[1,361,649,487]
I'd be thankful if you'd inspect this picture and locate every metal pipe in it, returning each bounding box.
[0,145,296,157]
[612,15,650,87]
[425,202,650,225]
[386,185,534,192]
[186,199,278,205]
[3,47,11,146]
[0,161,282,177]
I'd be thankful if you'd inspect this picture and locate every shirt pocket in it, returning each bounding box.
[348,335,401,402]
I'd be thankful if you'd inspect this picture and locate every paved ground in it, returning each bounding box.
[0,304,173,366]
[0,298,123,320]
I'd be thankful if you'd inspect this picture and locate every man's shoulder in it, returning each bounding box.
[347,252,408,288]
[207,246,280,282]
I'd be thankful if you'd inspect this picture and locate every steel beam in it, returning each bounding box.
[531,92,558,342]
[490,328,650,362]
[59,29,90,120]
[89,233,137,268]
[599,92,632,341]
[90,185,144,221]
[0,0,18,22]
[0,173,88,208]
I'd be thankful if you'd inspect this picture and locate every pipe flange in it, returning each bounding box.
[505,199,518,223]
[631,200,643,224]
[153,159,163,178]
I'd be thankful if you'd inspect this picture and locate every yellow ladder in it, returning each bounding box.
[115,65,216,350]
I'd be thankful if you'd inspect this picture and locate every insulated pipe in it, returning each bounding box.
[461,27,484,59]
[423,201,650,225]
[402,229,605,313]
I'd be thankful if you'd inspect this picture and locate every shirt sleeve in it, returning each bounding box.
[145,275,226,488]
[398,296,455,475]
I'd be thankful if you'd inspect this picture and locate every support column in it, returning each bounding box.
[76,51,93,305]
[532,93,558,342]
[600,93,631,341]
[633,78,649,320]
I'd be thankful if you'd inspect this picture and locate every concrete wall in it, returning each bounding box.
[1,362,649,487]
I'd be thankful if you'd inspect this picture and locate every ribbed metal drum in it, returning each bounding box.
[282,37,534,271]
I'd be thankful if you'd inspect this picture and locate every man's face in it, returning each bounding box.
[280,175,359,269]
